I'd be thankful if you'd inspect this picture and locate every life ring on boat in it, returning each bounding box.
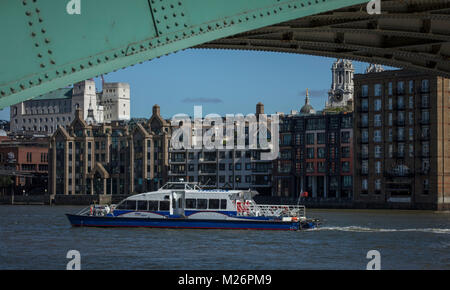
[89,206,93,216]
[292,217,299,222]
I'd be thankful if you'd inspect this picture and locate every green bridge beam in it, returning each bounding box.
[0,0,368,109]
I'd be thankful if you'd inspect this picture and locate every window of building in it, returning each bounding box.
[374,114,382,127]
[373,130,382,142]
[397,81,405,94]
[306,133,315,145]
[341,131,350,143]
[421,79,430,92]
[398,96,405,109]
[307,148,315,159]
[306,162,314,173]
[361,129,369,143]
[374,99,382,111]
[361,99,369,110]
[317,133,326,144]
[362,160,368,174]
[409,96,414,109]
[409,112,414,125]
[362,85,369,97]
[318,147,326,159]
[375,179,381,191]
[422,94,430,108]
[341,162,350,173]
[361,113,368,127]
[375,161,382,174]
[362,179,368,191]
[374,146,382,159]
[409,80,414,94]
[374,84,382,96]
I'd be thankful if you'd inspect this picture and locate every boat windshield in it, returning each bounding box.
[159,182,202,190]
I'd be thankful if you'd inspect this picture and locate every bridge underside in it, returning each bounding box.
[199,0,450,77]
[1,0,450,109]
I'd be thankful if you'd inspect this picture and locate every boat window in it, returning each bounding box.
[148,200,158,211]
[185,198,196,209]
[208,199,220,210]
[159,201,170,211]
[116,201,127,210]
[197,199,207,209]
[137,200,147,211]
[220,199,227,210]
[117,200,136,210]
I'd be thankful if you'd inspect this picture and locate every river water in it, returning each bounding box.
[0,206,449,270]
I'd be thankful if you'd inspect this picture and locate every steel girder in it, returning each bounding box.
[0,0,368,109]
[199,0,450,78]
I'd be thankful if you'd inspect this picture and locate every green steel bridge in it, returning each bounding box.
[1,0,450,109]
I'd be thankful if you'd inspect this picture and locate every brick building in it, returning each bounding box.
[353,69,450,210]
[48,104,171,196]
[273,95,353,199]
[0,137,49,194]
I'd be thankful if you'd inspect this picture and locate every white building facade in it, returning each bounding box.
[10,80,130,136]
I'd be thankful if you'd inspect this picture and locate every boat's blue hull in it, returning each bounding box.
[66,214,315,231]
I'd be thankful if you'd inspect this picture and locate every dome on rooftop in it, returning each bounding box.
[300,89,316,115]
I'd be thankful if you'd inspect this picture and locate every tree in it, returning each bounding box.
[0,175,13,196]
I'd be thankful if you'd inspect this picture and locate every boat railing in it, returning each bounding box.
[76,205,113,216]
[238,201,306,218]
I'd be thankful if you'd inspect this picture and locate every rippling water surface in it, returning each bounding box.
[0,206,449,270]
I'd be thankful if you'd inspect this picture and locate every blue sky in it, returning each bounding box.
[0,49,384,120]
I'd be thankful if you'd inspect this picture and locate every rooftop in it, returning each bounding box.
[31,88,73,101]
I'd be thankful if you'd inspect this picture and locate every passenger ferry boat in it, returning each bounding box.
[66,182,318,231]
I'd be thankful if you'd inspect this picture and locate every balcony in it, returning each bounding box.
[170,158,186,163]
[420,119,430,125]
